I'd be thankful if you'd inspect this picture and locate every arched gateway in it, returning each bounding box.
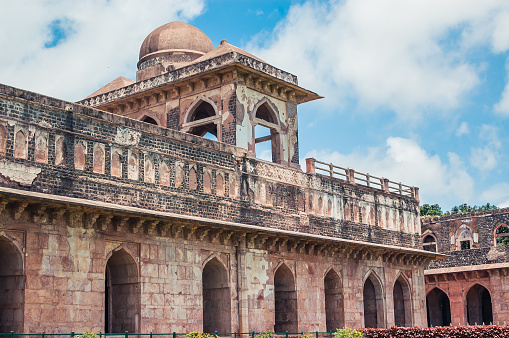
[0,237,24,333]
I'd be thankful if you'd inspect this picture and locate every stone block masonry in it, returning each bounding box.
[0,83,437,333]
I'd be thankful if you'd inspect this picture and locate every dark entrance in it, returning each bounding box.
[202,258,231,333]
[324,269,344,331]
[393,276,412,327]
[105,249,140,333]
[0,237,24,333]
[363,274,383,328]
[466,284,493,325]
[426,288,451,326]
[274,264,298,332]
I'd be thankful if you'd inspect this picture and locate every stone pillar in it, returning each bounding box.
[306,158,315,174]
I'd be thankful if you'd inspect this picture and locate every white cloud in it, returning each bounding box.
[456,122,470,136]
[304,137,474,206]
[494,62,509,115]
[246,0,509,120]
[480,183,509,208]
[0,0,205,101]
[469,124,501,171]
[469,146,498,171]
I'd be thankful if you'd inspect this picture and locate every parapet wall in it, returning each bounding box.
[0,84,421,249]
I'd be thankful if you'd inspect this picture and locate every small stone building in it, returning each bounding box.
[0,22,439,333]
[422,208,509,326]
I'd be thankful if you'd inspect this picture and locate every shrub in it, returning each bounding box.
[301,333,313,338]
[254,332,276,338]
[75,333,99,338]
[186,332,216,338]
[334,328,364,338]
[360,325,509,338]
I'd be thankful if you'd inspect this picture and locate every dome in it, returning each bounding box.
[138,21,213,65]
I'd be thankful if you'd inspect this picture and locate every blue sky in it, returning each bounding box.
[1,0,509,211]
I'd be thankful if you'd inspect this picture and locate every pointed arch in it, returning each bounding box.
[426,287,451,327]
[140,114,159,125]
[324,267,344,331]
[182,97,220,140]
[393,272,412,327]
[252,97,282,164]
[422,231,437,252]
[0,235,25,332]
[454,224,473,250]
[105,247,140,333]
[465,283,493,325]
[202,255,231,333]
[274,262,298,332]
[363,270,384,328]
[494,223,509,246]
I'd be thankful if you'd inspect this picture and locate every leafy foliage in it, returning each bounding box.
[301,333,314,338]
[254,332,276,338]
[334,328,364,338]
[75,333,99,338]
[496,224,509,246]
[360,325,509,337]
[186,332,216,338]
[420,203,497,217]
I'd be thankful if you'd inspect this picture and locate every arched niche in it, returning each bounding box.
[202,256,231,333]
[105,248,140,333]
[252,99,282,164]
[393,274,412,327]
[0,236,25,333]
[141,115,158,125]
[274,263,298,332]
[182,98,220,141]
[422,233,437,252]
[426,287,451,327]
[324,268,344,331]
[363,271,384,328]
[466,284,493,325]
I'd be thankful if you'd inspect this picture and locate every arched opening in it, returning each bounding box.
[253,102,281,164]
[0,237,24,333]
[183,101,218,141]
[274,264,298,332]
[324,269,344,331]
[105,249,139,333]
[466,284,493,325]
[202,257,231,333]
[393,275,412,327]
[422,234,437,252]
[459,230,472,250]
[363,273,383,328]
[426,288,451,327]
[141,116,158,125]
[495,224,509,246]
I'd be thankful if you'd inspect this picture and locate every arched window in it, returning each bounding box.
[274,264,298,332]
[466,284,493,325]
[324,269,344,331]
[253,100,281,164]
[141,116,158,125]
[182,99,219,141]
[105,248,140,333]
[495,224,509,246]
[202,257,231,333]
[0,237,24,333]
[459,230,472,250]
[426,288,451,327]
[422,234,437,252]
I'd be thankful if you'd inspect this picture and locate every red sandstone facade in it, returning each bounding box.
[0,22,439,334]
[422,209,509,326]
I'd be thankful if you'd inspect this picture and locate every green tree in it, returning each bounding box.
[420,203,442,216]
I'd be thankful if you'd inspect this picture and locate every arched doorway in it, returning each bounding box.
[0,237,24,333]
[363,273,384,328]
[105,249,140,333]
[324,269,344,331]
[202,257,231,333]
[393,275,412,327]
[466,284,493,325]
[426,288,451,326]
[274,264,298,332]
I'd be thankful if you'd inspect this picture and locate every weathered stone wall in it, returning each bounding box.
[0,84,421,248]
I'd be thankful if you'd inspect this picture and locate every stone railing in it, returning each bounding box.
[306,158,419,201]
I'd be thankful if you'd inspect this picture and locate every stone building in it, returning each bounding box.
[0,21,439,334]
[422,208,509,326]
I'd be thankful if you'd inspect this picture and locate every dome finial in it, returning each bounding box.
[221,39,228,45]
